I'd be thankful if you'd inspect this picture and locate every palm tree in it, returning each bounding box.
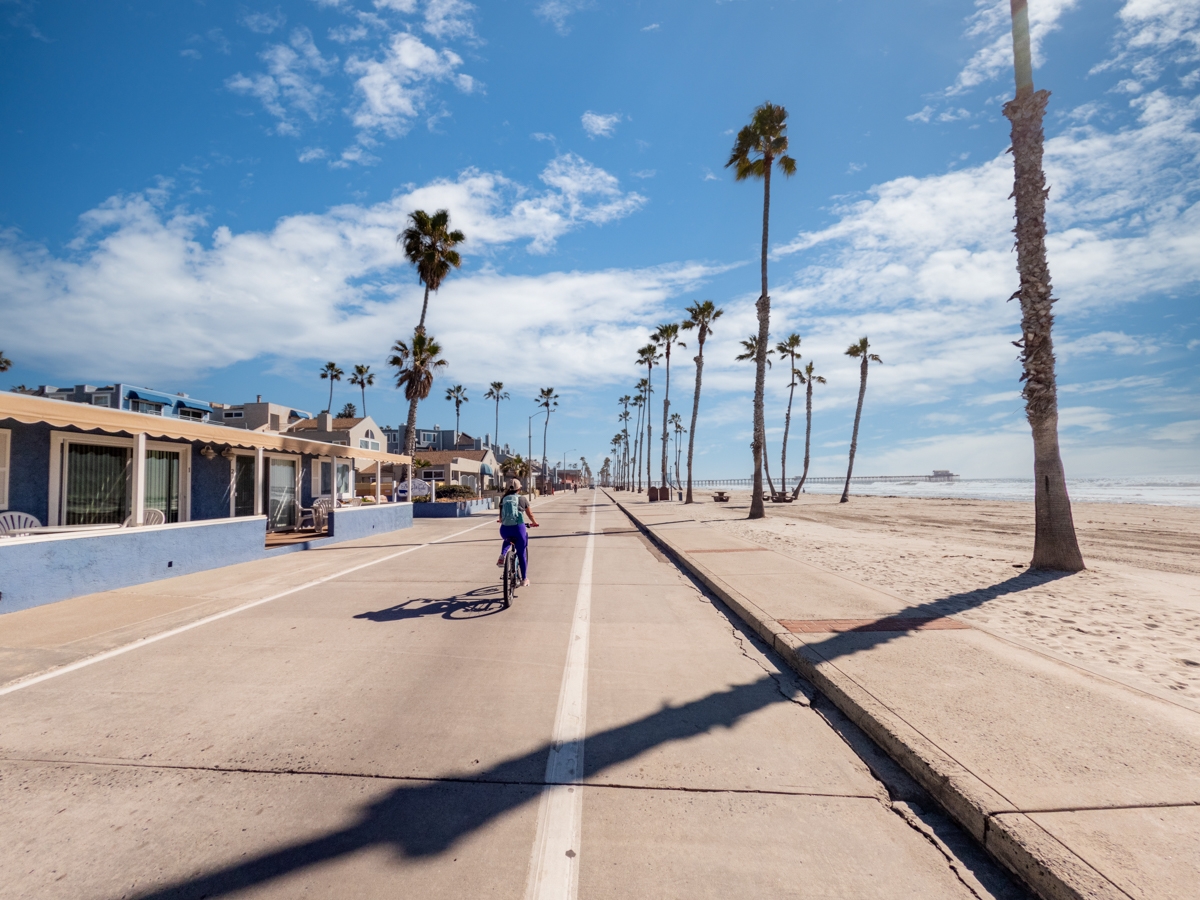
[1004,2,1084,571]
[727,102,796,519]
[388,332,448,459]
[775,333,802,493]
[0,350,11,372]
[610,435,624,486]
[636,344,661,493]
[338,402,358,418]
[631,391,646,492]
[680,300,723,504]
[670,412,685,487]
[319,362,343,414]
[536,387,558,491]
[840,337,882,504]
[790,361,826,499]
[444,384,468,441]
[484,381,509,448]
[652,322,685,491]
[350,364,375,417]
[736,335,777,494]
[398,209,465,334]
[617,394,632,488]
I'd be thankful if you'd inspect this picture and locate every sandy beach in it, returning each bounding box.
[664,491,1200,705]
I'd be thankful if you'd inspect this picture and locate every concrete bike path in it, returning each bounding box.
[609,492,1200,900]
[0,491,1019,899]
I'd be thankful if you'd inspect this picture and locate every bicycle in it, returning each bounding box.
[500,537,521,608]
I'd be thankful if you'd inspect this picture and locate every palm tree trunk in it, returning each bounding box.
[791,379,814,500]
[361,386,367,417]
[750,160,772,519]
[542,411,550,493]
[645,368,653,494]
[633,403,643,492]
[494,402,500,451]
[840,357,868,503]
[1005,81,1084,570]
[660,349,671,490]
[417,284,431,333]
[781,368,796,493]
[763,432,777,496]
[685,336,705,504]
[404,393,420,459]
[327,380,335,415]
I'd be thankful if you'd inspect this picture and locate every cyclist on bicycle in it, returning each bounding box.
[497,478,539,586]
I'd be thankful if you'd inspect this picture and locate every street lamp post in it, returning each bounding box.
[528,409,547,495]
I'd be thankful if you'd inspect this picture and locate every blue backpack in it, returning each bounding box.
[500,493,524,526]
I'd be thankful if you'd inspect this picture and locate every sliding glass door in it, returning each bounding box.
[65,444,130,525]
[145,449,181,523]
[266,457,297,530]
[233,455,256,517]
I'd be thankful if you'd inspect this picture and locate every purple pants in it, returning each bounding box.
[499,523,528,579]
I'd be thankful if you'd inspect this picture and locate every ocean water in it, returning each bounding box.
[792,477,1200,507]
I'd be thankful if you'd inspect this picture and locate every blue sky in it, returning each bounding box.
[1,0,1197,479]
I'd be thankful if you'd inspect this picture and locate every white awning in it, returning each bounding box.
[0,394,411,466]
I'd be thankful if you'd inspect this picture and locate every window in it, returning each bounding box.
[92,395,111,408]
[132,400,163,415]
[224,410,244,419]
[269,414,281,431]
[145,449,182,523]
[233,456,255,516]
[65,443,130,525]
[358,438,380,451]
[178,408,205,421]
[266,458,297,529]
[321,461,332,495]
[365,429,375,439]
[0,428,10,509]
[336,462,352,499]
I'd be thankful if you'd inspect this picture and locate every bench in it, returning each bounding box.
[712,491,729,502]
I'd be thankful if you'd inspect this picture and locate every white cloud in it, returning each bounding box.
[1058,331,1160,358]
[374,0,417,11]
[1093,0,1200,83]
[1148,418,1200,442]
[948,0,1080,97]
[581,110,621,139]
[423,0,477,42]
[0,158,655,383]
[226,28,336,135]
[240,8,287,34]
[345,32,475,139]
[536,0,589,35]
[1188,338,1200,350]
[298,146,328,162]
[642,23,660,32]
[329,23,370,43]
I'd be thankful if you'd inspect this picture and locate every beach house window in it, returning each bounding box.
[224,410,244,419]
[358,438,380,451]
[0,428,10,510]
[336,462,352,499]
[64,443,131,525]
[131,399,163,415]
[177,407,205,421]
[92,395,110,408]
[265,457,297,529]
[233,455,255,517]
[321,460,332,495]
[144,449,182,523]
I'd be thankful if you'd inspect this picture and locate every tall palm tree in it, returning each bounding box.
[652,322,685,491]
[775,333,802,493]
[680,300,723,504]
[0,350,11,372]
[840,337,882,504]
[617,394,632,488]
[444,384,468,441]
[631,391,646,492]
[1005,1,1084,571]
[736,335,777,494]
[636,344,661,493]
[727,102,796,519]
[398,208,465,334]
[350,364,375,417]
[319,362,343,414]
[790,361,826,499]
[388,332,448,459]
[484,381,509,448]
[536,387,558,491]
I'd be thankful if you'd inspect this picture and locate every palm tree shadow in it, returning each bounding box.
[130,676,790,900]
[354,586,506,621]
[799,569,1073,663]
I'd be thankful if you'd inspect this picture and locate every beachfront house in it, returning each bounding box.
[411,448,498,493]
[210,397,312,432]
[18,383,215,422]
[0,393,414,613]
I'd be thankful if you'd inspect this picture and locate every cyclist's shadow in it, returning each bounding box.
[354,586,506,622]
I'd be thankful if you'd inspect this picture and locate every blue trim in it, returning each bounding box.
[175,397,212,413]
[127,388,178,406]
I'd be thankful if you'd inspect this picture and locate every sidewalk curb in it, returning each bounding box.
[606,492,1126,900]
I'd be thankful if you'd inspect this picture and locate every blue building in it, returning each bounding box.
[22,383,215,421]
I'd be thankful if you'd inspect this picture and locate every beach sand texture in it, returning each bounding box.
[674,493,1200,705]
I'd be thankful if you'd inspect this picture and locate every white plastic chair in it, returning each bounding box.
[122,508,166,527]
[0,511,41,535]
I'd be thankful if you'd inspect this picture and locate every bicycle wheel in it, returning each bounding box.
[502,546,516,608]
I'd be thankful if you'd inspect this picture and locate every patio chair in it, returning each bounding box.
[0,511,41,535]
[122,509,166,527]
[299,497,333,531]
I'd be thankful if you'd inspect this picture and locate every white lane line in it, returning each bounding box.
[524,490,598,900]
[0,516,500,697]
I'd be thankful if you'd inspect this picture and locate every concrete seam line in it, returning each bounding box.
[0,518,497,697]
[604,493,1121,900]
[524,489,597,900]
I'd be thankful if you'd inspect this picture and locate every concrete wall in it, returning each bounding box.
[413,498,494,518]
[0,517,269,613]
[327,501,413,540]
